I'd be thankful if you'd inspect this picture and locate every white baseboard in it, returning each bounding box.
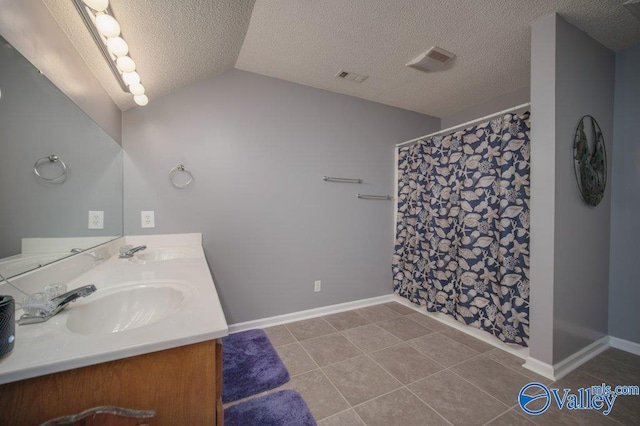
[523,357,555,381]
[552,336,610,380]
[524,335,610,381]
[228,294,395,333]
[609,336,640,356]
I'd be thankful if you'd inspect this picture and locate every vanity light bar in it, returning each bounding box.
[71,0,148,106]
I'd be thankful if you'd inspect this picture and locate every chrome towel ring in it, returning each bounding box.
[169,164,193,188]
[34,155,67,182]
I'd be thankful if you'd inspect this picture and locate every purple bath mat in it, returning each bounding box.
[222,329,290,403]
[224,390,316,426]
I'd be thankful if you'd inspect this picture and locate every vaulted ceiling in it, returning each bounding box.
[45,0,640,117]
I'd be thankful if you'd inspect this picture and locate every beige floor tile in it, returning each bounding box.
[377,316,434,341]
[484,349,553,385]
[300,333,363,367]
[318,409,365,426]
[598,348,640,370]
[279,370,350,420]
[369,343,444,385]
[438,327,495,353]
[286,317,337,341]
[408,370,508,425]
[578,355,640,385]
[408,333,479,367]
[406,312,448,331]
[276,342,318,376]
[451,356,533,406]
[607,392,640,426]
[323,311,372,331]
[525,390,620,426]
[354,388,449,426]
[341,324,402,353]
[323,356,402,406]
[355,305,401,323]
[486,409,536,425]
[383,301,417,315]
[263,325,296,347]
[527,370,628,425]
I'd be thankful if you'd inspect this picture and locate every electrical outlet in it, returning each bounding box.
[314,280,321,292]
[141,211,155,228]
[88,211,104,229]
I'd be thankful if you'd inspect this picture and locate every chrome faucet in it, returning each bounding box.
[18,284,97,325]
[119,245,147,259]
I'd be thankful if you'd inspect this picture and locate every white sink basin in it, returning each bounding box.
[66,281,196,335]
[133,247,200,263]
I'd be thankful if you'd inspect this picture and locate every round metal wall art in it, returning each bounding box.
[573,115,606,206]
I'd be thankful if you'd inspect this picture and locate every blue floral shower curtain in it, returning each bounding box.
[393,112,531,346]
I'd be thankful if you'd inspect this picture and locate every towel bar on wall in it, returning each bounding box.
[34,155,67,182]
[322,176,363,184]
[357,194,393,200]
[169,164,193,188]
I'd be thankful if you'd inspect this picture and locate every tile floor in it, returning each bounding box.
[229,302,640,426]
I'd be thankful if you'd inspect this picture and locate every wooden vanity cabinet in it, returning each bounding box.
[0,339,223,425]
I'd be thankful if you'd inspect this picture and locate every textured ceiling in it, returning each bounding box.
[43,0,256,111]
[42,0,639,116]
[237,0,640,117]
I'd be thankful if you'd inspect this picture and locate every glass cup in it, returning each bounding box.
[44,283,67,301]
[22,292,49,316]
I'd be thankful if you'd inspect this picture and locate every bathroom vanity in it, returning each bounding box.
[0,234,228,425]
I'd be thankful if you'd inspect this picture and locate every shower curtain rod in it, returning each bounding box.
[395,102,531,148]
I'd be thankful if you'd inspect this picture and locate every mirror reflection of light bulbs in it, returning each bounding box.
[134,95,148,106]
[116,56,136,73]
[82,0,109,12]
[106,37,128,57]
[95,14,120,38]
[122,71,140,86]
[129,83,145,96]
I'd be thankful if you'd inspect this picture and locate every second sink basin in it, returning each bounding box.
[66,281,197,335]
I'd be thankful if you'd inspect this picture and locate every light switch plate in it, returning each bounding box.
[141,211,155,228]
[88,211,104,229]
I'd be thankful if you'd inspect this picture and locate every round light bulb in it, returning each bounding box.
[95,14,120,38]
[106,37,128,57]
[122,71,140,86]
[82,0,109,12]
[134,95,148,106]
[129,83,145,96]
[116,56,136,73]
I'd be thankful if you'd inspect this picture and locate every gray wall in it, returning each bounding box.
[0,40,123,259]
[0,0,121,142]
[609,43,640,345]
[529,13,557,365]
[123,69,440,324]
[529,14,614,365]
[440,87,530,129]
[553,15,613,362]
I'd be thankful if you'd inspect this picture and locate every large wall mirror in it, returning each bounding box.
[0,36,123,279]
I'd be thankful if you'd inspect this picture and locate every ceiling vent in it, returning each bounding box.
[335,70,368,83]
[623,0,640,21]
[406,46,455,72]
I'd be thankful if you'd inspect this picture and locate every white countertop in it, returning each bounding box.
[0,234,228,385]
